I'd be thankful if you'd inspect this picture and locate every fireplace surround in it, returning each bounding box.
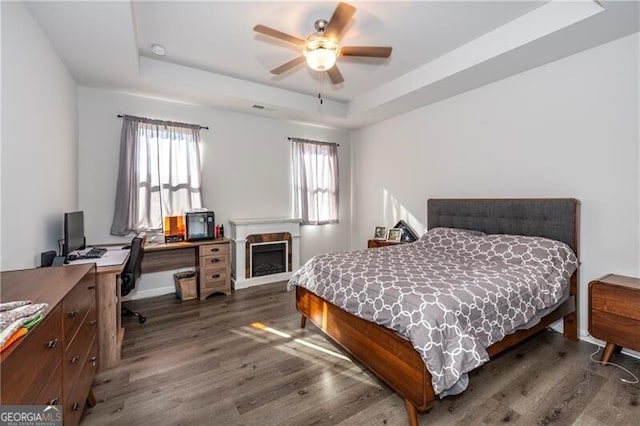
[229,218,301,289]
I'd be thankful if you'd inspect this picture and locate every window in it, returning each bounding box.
[111,115,203,235]
[291,138,339,225]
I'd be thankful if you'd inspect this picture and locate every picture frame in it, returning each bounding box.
[393,220,420,242]
[373,226,387,240]
[387,228,402,242]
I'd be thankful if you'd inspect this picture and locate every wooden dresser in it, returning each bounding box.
[1,264,98,425]
[589,274,640,363]
[198,240,231,300]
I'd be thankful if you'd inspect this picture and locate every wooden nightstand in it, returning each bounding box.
[589,274,640,363]
[367,239,406,248]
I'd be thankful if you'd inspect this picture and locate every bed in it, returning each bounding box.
[291,198,579,426]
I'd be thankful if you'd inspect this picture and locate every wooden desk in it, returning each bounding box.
[143,238,231,299]
[88,239,230,370]
[94,261,127,370]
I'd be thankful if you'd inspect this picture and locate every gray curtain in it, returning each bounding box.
[291,138,339,225]
[111,115,203,235]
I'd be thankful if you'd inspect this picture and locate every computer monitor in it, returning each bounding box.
[63,211,86,256]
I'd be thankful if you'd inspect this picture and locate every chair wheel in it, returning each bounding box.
[138,316,147,324]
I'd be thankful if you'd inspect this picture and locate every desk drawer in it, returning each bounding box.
[200,243,229,256]
[1,305,62,405]
[63,274,96,347]
[201,269,228,289]
[200,254,228,272]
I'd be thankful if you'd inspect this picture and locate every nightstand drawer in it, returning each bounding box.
[591,284,640,321]
[590,310,640,351]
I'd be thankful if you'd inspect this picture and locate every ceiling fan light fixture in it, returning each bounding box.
[304,36,340,71]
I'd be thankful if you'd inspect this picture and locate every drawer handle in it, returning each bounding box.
[210,258,220,263]
[72,402,80,411]
[87,285,96,290]
[68,309,80,317]
[211,274,221,279]
[90,356,97,367]
[71,356,80,364]
[90,319,97,326]
[210,248,220,253]
[49,397,59,405]
[47,339,58,349]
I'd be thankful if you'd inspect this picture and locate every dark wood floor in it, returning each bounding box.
[82,282,640,425]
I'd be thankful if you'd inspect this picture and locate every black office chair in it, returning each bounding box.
[121,232,147,324]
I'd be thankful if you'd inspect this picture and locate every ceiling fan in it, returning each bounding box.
[254,2,392,84]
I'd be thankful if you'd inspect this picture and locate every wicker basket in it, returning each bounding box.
[174,271,197,301]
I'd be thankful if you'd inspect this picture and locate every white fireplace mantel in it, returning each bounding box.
[229,218,301,289]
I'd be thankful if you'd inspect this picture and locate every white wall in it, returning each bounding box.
[78,87,351,297]
[351,33,639,339]
[1,2,78,270]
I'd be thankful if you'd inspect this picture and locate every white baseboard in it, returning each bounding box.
[578,329,640,359]
[233,272,292,289]
[122,285,175,301]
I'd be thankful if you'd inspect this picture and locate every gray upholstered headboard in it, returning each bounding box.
[427,198,579,254]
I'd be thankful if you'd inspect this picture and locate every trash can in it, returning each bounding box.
[174,271,197,301]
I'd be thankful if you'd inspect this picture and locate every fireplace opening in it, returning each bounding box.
[251,242,287,277]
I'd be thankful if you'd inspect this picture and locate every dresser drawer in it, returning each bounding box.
[64,338,98,426]
[63,304,97,398]
[591,283,640,321]
[35,362,63,406]
[63,274,96,347]
[200,243,229,257]
[0,305,62,404]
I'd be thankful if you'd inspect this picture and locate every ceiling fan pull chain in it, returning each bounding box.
[318,93,323,105]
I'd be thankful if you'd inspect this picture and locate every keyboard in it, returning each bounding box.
[85,248,107,258]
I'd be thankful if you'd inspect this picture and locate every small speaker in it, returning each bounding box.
[40,250,57,267]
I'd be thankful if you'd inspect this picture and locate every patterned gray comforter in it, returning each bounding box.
[288,227,578,395]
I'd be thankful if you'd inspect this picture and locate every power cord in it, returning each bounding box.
[590,345,639,384]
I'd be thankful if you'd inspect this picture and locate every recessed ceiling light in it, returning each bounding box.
[151,43,166,56]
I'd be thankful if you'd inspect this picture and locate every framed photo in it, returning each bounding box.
[393,220,420,242]
[373,226,387,240]
[387,228,402,242]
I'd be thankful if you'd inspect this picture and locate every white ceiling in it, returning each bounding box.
[25,1,640,129]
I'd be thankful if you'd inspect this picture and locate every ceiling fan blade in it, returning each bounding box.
[341,46,393,58]
[270,56,306,75]
[327,65,344,84]
[324,2,356,40]
[254,25,306,46]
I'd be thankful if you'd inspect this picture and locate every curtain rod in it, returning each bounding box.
[117,114,209,130]
[288,137,339,147]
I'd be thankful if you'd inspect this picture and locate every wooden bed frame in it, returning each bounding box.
[296,198,579,426]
